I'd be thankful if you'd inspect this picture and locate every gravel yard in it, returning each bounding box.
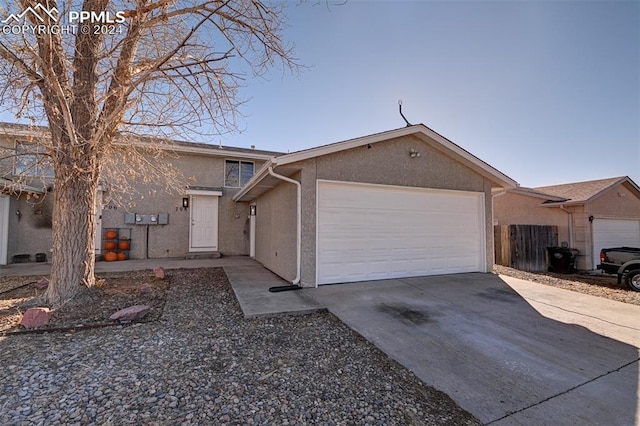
[0,268,479,425]
[494,265,640,306]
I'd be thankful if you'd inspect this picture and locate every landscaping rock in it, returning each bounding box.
[153,267,165,279]
[109,305,151,322]
[138,284,152,295]
[20,307,51,328]
[35,278,49,290]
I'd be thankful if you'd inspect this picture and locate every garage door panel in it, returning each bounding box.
[592,219,640,269]
[317,181,485,285]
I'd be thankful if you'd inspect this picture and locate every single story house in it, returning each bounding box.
[493,176,640,270]
[234,124,517,287]
[0,123,518,288]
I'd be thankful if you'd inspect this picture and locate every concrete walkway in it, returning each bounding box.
[224,262,325,318]
[0,256,325,319]
[0,256,256,277]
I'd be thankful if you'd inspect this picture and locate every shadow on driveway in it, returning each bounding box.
[308,273,640,425]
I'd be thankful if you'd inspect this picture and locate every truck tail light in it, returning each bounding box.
[600,250,606,263]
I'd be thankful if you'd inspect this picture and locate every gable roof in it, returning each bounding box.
[234,124,518,202]
[513,176,640,206]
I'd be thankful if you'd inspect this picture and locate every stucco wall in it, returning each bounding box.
[493,192,570,244]
[101,152,265,259]
[266,134,495,286]
[255,176,297,281]
[587,182,640,219]
[2,194,54,263]
[0,135,54,263]
[0,130,269,262]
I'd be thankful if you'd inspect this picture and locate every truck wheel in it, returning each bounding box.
[626,270,640,292]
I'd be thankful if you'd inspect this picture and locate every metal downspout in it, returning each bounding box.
[560,205,574,248]
[267,167,301,285]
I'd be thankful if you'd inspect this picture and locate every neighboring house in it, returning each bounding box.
[494,176,640,270]
[234,124,517,287]
[0,122,280,265]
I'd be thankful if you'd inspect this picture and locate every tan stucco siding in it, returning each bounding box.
[276,134,493,286]
[586,183,640,219]
[5,195,53,262]
[493,193,570,245]
[494,183,640,270]
[254,177,297,282]
[99,153,266,259]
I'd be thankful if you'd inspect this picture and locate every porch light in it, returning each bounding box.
[182,197,189,208]
[250,205,257,216]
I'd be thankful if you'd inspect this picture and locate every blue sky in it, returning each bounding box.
[221,0,639,188]
[1,0,637,187]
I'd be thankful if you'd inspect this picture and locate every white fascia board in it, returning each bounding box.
[186,189,223,196]
[0,127,49,139]
[275,125,518,189]
[165,145,274,161]
[414,126,518,188]
[114,140,275,161]
[508,188,567,201]
[275,127,420,165]
[0,178,46,194]
[232,159,276,202]
[539,201,583,208]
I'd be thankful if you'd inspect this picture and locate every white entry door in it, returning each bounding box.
[189,195,219,251]
[317,180,486,285]
[0,196,8,265]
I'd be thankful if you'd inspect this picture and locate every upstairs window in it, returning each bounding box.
[225,160,254,187]
[14,141,54,177]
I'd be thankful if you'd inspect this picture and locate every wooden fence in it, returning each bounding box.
[494,224,558,272]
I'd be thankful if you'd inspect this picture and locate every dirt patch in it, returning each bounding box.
[0,270,169,334]
[494,265,640,306]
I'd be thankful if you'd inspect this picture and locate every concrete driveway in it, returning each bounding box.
[309,273,640,425]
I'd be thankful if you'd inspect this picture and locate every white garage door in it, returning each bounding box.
[592,218,640,269]
[317,181,485,285]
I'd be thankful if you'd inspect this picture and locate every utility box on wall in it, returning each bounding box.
[124,213,169,225]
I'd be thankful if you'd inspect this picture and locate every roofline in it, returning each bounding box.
[538,176,640,207]
[506,187,568,202]
[0,178,47,194]
[232,158,276,202]
[116,139,276,161]
[233,125,518,202]
[0,122,276,160]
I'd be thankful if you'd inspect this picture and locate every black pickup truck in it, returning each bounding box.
[598,247,640,291]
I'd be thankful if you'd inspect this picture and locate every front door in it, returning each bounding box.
[189,195,219,251]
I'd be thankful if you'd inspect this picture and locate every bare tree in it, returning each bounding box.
[0,0,297,306]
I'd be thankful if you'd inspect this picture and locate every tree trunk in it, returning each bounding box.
[44,175,98,307]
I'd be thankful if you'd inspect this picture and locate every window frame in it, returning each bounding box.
[13,140,54,178]
[224,159,255,188]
